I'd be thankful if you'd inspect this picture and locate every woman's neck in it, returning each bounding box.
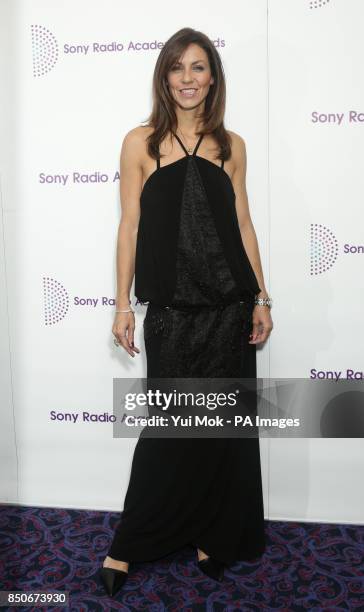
[174,109,204,137]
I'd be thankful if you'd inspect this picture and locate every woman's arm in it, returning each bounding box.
[230,132,268,298]
[230,132,273,344]
[113,128,144,357]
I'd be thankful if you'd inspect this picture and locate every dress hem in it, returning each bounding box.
[108,538,266,567]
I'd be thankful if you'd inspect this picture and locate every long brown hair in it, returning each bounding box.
[142,27,232,163]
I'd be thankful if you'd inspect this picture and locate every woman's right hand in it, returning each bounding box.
[112,312,140,358]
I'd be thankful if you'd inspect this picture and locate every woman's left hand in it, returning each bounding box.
[249,306,273,344]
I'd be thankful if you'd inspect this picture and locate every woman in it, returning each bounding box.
[101,27,273,597]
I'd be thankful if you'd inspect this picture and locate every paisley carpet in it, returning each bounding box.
[0,504,363,611]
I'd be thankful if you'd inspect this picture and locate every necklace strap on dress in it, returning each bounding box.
[172,131,204,157]
[158,132,224,170]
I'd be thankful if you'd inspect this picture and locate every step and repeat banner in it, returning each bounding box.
[1,0,363,522]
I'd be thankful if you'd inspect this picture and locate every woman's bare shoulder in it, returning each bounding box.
[120,126,152,168]
[226,129,247,169]
[226,129,246,151]
[122,125,153,153]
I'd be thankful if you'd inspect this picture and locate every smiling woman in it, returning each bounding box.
[103,26,273,598]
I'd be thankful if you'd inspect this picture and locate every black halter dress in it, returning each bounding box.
[108,131,266,565]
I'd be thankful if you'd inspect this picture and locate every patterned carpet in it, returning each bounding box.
[0,505,363,611]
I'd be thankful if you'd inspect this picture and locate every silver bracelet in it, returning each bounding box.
[115,307,135,313]
[254,296,273,309]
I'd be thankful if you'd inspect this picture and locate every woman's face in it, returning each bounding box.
[166,43,214,110]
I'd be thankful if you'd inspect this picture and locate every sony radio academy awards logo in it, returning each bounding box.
[310,223,338,275]
[31,25,59,77]
[31,24,225,77]
[310,223,363,275]
[43,276,132,326]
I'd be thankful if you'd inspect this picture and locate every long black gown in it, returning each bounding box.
[108,131,266,565]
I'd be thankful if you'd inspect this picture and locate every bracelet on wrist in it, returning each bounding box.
[254,296,273,309]
[115,299,134,314]
[116,307,135,313]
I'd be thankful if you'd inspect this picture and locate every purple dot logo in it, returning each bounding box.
[309,0,330,8]
[43,277,69,325]
[310,223,338,275]
[31,25,59,77]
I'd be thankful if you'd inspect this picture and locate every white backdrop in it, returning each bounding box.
[1,0,363,524]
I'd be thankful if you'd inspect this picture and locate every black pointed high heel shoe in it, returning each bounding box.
[100,566,128,597]
[197,556,225,582]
